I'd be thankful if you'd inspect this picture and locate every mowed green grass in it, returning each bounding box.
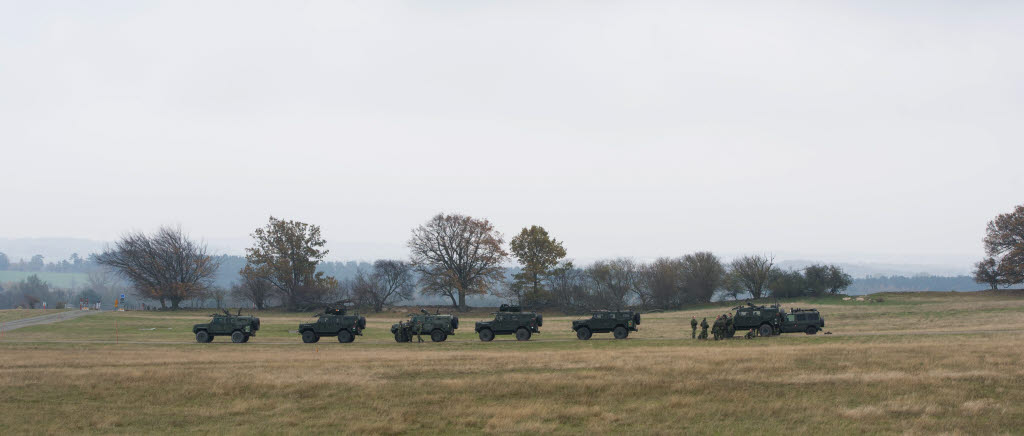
[1,291,1023,435]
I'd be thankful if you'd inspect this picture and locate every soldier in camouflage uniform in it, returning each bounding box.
[712,315,723,340]
[690,317,698,339]
[699,317,709,339]
[745,328,756,339]
[726,313,735,338]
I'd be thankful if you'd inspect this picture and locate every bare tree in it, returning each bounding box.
[408,213,507,311]
[729,254,777,299]
[548,266,589,313]
[641,257,685,308]
[680,252,726,303]
[352,260,415,312]
[96,226,220,310]
[231,275,273,309]
[587,258,641,309]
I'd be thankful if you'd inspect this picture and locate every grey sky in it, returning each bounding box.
[2,1,1022,267]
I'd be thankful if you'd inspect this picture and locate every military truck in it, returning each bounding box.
[474,304,543,341]
[391,309,459,342]
[779,307,825,334]
[732,303,826,336]
[572,310,640,340]
[298,306,367,343]
[193,309,261,343]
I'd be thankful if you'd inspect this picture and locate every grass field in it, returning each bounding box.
[1,291,1023,434]
[0,309,70,324]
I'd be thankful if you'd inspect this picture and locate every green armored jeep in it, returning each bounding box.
[392,309,459,342]
[732,303,784,337]
[193,310,261,343]
[572,310,640,340]
[298,306,367,343]
[779,308,825,334]
[475,304,543,341]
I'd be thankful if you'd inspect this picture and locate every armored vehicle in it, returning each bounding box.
[193,309,261,343]
[391,309,459,342]
[572,310,640,340]
[779,308,825,334]
[298,306,367,343]
[732,303,783,337]
[732,303,826,336]
[474,304,543,341]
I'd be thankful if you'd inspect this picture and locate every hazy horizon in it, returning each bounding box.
[3,1,1022,270]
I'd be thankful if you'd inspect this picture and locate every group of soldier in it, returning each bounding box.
[690,315,758,340]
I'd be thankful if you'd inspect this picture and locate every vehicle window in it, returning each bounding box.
[787,314,795,322]
[808,313,819,320]
[753,311,760,317]
[738,311,748,317]
[595,313,605,319]
[796,314,807,321]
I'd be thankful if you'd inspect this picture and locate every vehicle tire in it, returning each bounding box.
[231,330,245,343]
[451,316,459,330]
[536,314,543,327]
[805,326,818,335]
[394,332,409,343]
[479,329,495,342]
[301,330,317,343]
[338,330,354,343]
[633,313,641,325]
[613,326,629,339]
[195,330,209,343]
[358,316,367,329]
[758,324,773,338]
[431,329,447,342]
[577,327,592,340]
[515,327,531,341]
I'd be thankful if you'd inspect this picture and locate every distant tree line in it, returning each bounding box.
[15,213,861,312]
[0,251,96,273]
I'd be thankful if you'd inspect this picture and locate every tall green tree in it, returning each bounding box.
[973,257,1004,290]
[408,213,507,311]
[982,204,1024,286]
[241,217,338,311]
[825,265,853,294]
[508,225,569,308]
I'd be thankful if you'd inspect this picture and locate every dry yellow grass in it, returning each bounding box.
[1,291,1023,434]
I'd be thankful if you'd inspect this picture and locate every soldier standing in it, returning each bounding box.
[690,317,698,339]
[699,317,709,339]
[726,314,735,338]
[415,319,424,342]
[712,315,722,340]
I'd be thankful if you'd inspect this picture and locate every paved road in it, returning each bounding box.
[0,310,100,332]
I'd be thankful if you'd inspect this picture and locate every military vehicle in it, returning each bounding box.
[571,310,640,340]
[298,306,367,343]
[779,307,825,334]
[193,309,261,343]
[474,304,543,341]
[732,303,826,336]
[731,303,783,337]
[391,309,459,342]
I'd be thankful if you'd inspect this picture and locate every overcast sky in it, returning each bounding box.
[2,1,1022,267]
